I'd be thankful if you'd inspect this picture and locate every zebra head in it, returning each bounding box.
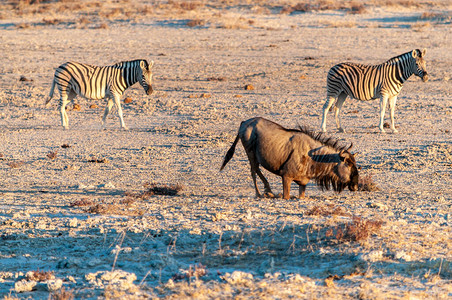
[139,60,154,95]
[412,49,428,82]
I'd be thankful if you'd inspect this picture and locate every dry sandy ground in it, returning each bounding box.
[0,1,451,299]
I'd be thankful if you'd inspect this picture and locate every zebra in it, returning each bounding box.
[45,59,154,130]
[320,49,428,133]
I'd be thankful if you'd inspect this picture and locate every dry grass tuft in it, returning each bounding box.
[326,216,383,242]
[172,264,207,282]
[142,182,184,197]
[50,287,75,300]
[358,173,380,192]
[70,198,95,207]
[7,161,24,168]
[306,204,347,217]
[85,203,145,216]
[26,269,54,282]
[47,150,58,160]
[186,19,205,27]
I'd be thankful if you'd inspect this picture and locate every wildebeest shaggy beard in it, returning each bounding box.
[221,117,359,199]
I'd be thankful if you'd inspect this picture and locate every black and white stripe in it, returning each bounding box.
[46,59,154,129]
[321,49,428,133]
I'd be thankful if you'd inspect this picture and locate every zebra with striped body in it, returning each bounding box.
[46,59,154,130]
[320,49,428,133]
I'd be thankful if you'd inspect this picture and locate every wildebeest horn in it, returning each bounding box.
[347,142,353,151]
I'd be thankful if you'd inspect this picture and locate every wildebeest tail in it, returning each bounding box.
[45,77,56,106]
[220,134,240,171]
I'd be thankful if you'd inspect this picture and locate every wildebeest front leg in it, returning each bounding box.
[250,167,262,198]
[295,178,309,198]
[282,176,292,199]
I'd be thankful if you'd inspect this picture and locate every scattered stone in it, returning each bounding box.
[72,104,81,111]
[15,279,37,292]
[244,84,254,90]
[19,75,33,82]
[85,270,137,291]
[124,97,133,104]
[367,202,388,210]
[222,271,253,285]
[394,250,412,262]
[89,104,98,109]
[359,250,384,262]
[68,218,78,228]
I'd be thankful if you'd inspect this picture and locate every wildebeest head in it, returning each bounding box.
[139,60,154,95]
[412,49,428,82]
[336,149,359,191]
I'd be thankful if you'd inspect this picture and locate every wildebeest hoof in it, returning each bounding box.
[338,127,346,133]
[263,191,275,198]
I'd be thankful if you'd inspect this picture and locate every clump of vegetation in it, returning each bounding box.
[326,216,383,242]
[85,203,145,216]
[172,264,207,282]
[358,173,380,192]
[26,269,54,282]
[50,287,75,300]
[306,204,347,216]
[70,198,94,207]
[7,161,24,168]
[186,19,205,27]
[141,182,184,197]
[47,150,58,160]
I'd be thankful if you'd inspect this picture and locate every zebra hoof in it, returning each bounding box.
[338,128,346,133]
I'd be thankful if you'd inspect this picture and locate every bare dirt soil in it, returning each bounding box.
[0,1,451,299]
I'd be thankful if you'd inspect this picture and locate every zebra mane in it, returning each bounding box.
[293,126,351,152]
[112,59,147,68]
[386,50,415,65]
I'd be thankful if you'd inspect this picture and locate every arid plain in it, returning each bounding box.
[0,1,451,299]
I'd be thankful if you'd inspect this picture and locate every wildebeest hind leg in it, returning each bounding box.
[255,168,273,197]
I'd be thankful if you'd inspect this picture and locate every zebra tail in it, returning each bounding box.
[45,78,56,106]
[220,134,240,171]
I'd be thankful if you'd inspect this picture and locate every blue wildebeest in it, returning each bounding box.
[221,117,359,199]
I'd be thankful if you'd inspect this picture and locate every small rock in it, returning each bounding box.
[46,279,63,291]
[366,202,388,210]
[68,218,78,228]
[394,250,412,262]
[244,84,254,90]
[359,250,383,262]
[15,279,37,292]
[222,271,253,284]
[89,104,98,109]
[124,97,132,104]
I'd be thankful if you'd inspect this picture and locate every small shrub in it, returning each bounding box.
[47,150,58,160]
[142,182,184,197]
[70,198,94,207]
[8,161,24,168]
[50,287,75,300]
[358,173,380,192]
[186,19,205,27]
[26,269,54,282]
[327,216,383,242]
[306,204,347,216]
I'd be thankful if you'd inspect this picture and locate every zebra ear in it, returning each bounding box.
[421,48,426,57]
[140,60,146,69]
[412,49,418,58]
[149,60,154,69]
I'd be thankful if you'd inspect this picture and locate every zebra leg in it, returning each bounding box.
[334,93,347,133]
[113,95,128,130]
[102,98,114,129]
[378,95,389,133]
[59,97,69,129]
[388,96,398,133]
[321,96,336,132]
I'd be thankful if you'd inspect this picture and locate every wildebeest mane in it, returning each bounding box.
[293,125,351,152]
